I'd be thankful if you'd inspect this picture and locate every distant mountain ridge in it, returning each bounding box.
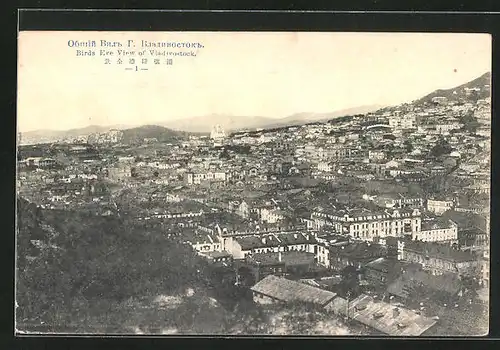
[19,72,491,144]
[19,105,384,143]
[161,114,276,133]
[161,104,385,133]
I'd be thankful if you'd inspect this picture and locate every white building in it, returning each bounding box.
[412,219,458,243]
[389,115,417,130]
[312,208,422,241]
[317,162,334,172]
[185,171,228,185]
[368,150,386,161]
[210,124,226,140]
[427,199,454,216]
[260,208,285,224]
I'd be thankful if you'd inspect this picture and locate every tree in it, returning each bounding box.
[459,111,480,134]
[404,140,414,153]
[130,167,138,177]
[429,137,452,158]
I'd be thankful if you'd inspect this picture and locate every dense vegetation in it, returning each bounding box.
[16,197,212,330]
[120,125,195,144]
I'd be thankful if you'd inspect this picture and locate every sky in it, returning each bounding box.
[17,31,491,132]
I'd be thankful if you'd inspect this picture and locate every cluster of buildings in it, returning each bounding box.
[17,78,490,335]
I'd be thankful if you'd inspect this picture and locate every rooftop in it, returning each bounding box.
[339,294,437,336]
[250,275,337,306]
[421,218,453,231]
[330,242,387,261]
[248,251,315,266]
[387,268,463,297]
[403,240,476,263]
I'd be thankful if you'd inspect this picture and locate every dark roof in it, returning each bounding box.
[421,218,453,231]
[387,269,463,297]
[236,235,280,250]
[248,251,315,267]
[441,210,488,231]
[330,242,387,261]
[250,275,337,306]
[403,240,477,263]
[200,250,232,259]
[277,232,317,246]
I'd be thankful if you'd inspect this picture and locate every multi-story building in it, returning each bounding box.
[312,207,422,241]
[185,171,228,185]
[24,157,57,169]
[427,198,454,216]
[435,123,463,134]
[397,193,424,209]
[388,115,417,130]
[399,240,479,276]
[220,231,330,268]
[412,219,458,243]
[260,208,286,224]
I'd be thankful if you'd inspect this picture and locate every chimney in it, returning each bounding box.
[262,237,266,244]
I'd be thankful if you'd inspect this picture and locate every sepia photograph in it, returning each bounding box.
[16,31,490,336]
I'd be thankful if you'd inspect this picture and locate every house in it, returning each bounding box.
[236,200,250,218]
[317,162,334,172]
[260,207,286,224]
[250,275,337,307]
[329,241,387,271]
[198,250,233,267]
[389,115,417,130]
[387,268,465,302]
[368,150,386,161]
[427,198,454,216]
[223,232,330,268]
[24,157,57,169]
[183,232,222,254]
[185,171,228,185]
[400,240,479,276]
[246,251,317,280]
[397,193,424,209]
[363,257,404,290]
[429,166,447,176]
[457,227,488,249]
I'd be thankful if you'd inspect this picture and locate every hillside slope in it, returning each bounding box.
[120,125,195,144]
[16,198,209,330]
[416,72,491,105]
